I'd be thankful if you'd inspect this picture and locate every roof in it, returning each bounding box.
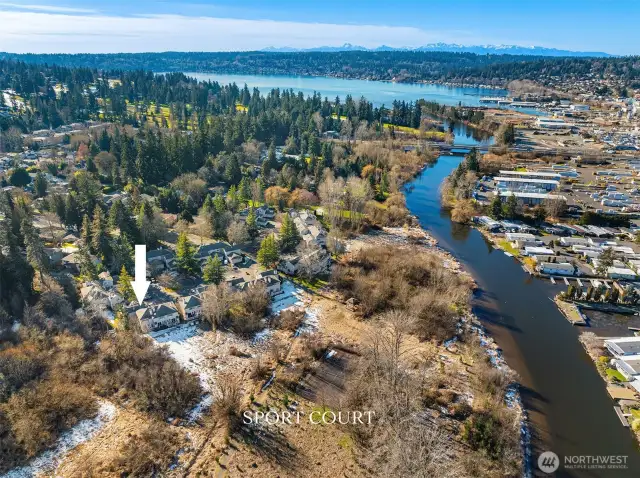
[606,337,640,355]
[607,386,638,400]
[498,191,567,201]
[499,170,561,179]
[181,295,202,309]
[494,176,560,185]
[136,302,178,320]
[146,248,175,260]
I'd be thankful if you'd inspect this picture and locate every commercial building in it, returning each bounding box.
[495,191,567,206]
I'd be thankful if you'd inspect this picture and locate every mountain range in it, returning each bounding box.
[262,43,614,57]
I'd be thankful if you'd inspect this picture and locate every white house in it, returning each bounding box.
[607,267,638,280]
[560,237,590,247]
[136,302,180,332]
[524,246,554,256]
[537,262,575,276]
[254,270,282,296]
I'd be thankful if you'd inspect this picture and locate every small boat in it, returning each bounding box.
[504,251,513,257]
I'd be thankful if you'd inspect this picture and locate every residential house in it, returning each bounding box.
[179,295,203,321]
[607,267,638,281]
[62,252,102,274]
[136,302,180,332]
[98,271,113,289]
[146,248,175,275]
[278,249,331,276]
[538,262,575,276]
[254,270,282,295]
[80,283,123,311]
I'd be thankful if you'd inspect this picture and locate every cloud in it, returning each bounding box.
[0,10,470,53]
[0,2,98,14]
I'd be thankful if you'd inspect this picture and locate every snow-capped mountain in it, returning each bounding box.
[261,43,613,57]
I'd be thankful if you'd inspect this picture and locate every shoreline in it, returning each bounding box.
[364,225,532,476]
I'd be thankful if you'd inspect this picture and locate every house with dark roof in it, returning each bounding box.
[146,248,175,274]
[178,294,203,321]
[135,301,180,332]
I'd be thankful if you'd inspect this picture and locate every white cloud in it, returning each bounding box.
[0,2,98,14]
[0,10,473,53]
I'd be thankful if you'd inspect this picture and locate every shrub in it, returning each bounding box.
[85,332,201,418]
[2,380,97,457]
[116,421,181,476]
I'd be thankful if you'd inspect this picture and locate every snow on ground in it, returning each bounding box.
[295,308,320,336]
[270,280,307,315]
[3,402,116,478]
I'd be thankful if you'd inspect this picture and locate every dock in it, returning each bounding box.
[550,277,556,284]
[614,406,630,427]
[554,298,587,325]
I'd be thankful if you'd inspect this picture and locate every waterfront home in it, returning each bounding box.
[560,237,590,247]
[607,267,638,281]
[178,294,203,321]
[613,357,640,382]
[474,216,502,232]
[523,246,554,256]
[496,191,567,206]
[605,337,640,357]
[136,301,180,332]
[538,262,576,276]
[494,176,559,192]
[505,232,536,243]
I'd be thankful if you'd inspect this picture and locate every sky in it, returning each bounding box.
[0,0,636,55]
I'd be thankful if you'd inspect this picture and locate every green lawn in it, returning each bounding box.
[630,409,640,419]
[605,368,627,382]
[498,239,520,257]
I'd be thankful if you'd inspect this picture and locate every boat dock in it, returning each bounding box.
[554,298,588,325]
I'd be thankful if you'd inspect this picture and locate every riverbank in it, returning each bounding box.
[405,152,640,476]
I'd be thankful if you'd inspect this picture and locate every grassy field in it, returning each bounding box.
[498,239,520,257]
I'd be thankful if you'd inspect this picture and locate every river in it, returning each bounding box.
[185,72,541,115]
[405,153,640,477]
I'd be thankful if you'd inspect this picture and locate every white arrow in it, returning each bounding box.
[131,244,150,305]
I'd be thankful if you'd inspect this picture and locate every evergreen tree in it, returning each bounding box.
[33,172,48,198]
[175,231,200,275]
[202,194,213,213]
[213,193,226,213]
[64,193,82,230]
[246,207,258,238]
[503,194,518,219]
[238,176,252,204]
[78,244,98,280]
[224,156,241,185]
[22,219,49,277]
[465,148,479,172]
[81,214,91,247]
[490,195,503,219]
[203,255,225,284]
[111,162,122,190]
[117,265,136,302]
[279,214,301,252]
[257,234,279,268]
[91,205,108,257]
[110,236,134,274]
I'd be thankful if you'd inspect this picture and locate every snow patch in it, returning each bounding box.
[3,402,116,478]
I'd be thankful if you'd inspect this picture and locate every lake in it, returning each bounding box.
[186,72,518,108]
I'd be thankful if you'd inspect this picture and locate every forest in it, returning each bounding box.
[2,51,640,87]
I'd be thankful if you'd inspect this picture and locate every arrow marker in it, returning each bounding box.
[131,244,150,305]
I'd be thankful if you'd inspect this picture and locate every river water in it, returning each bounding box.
[405,153,640,477]
[191,71,637,474]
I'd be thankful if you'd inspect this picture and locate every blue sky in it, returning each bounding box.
[0,0,635,55]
